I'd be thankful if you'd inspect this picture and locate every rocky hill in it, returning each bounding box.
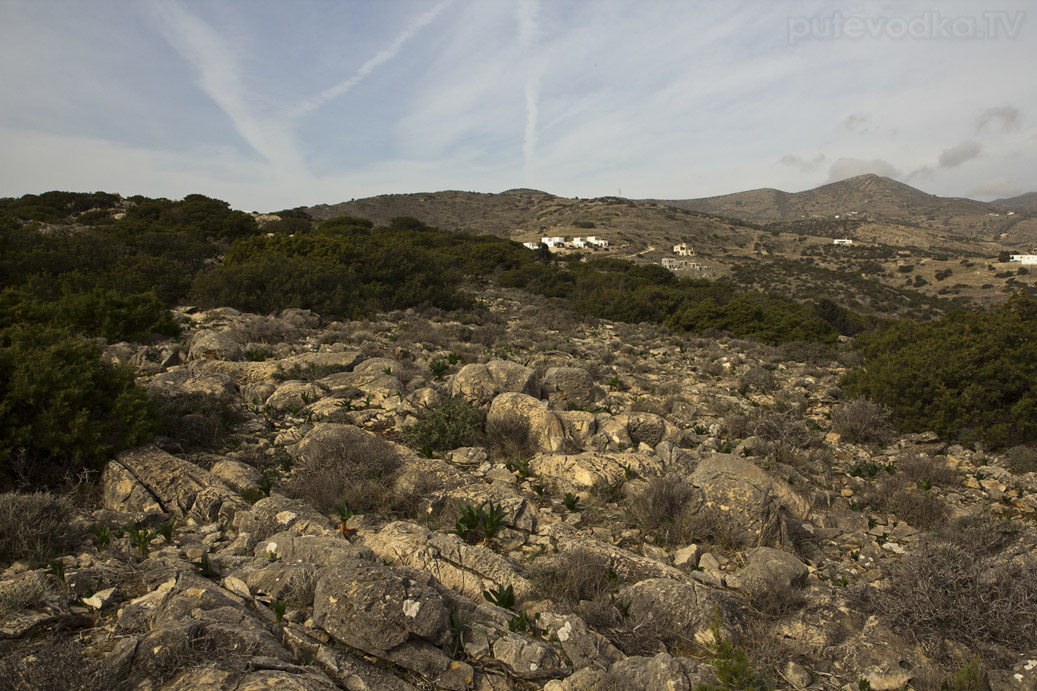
[3,292,1036,690]
[995,192,1037,214]
[646,174,1028,242]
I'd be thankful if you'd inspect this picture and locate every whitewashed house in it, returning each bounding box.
[541,236,565,248]
[833,239,854,246]
[523,242,541,250]
[673,242,693,256]
[1010,254,1037,264]
[585,236,609,248]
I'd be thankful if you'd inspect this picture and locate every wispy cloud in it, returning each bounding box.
[289,0,453,119]
[975,105,1021,133]
[146,0,305,175]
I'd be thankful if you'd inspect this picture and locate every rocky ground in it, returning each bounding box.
[2,288,1036,690]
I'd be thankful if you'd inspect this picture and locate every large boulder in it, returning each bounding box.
[188,329,244,362]
[450,360,539,404]
[618,578,744,647]
[103,446,246,523]
[689,453,811,548]
[312,562,449,656]
[486,392,571,455]
[358,521,533,602]
[541,367,602,409]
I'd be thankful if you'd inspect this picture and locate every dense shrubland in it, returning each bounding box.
[3,190,1037,492]
[843,293,1037,447]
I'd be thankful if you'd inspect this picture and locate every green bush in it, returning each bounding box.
[842,294,1037,447]
[0,326,159,489]
[401,396,485,454]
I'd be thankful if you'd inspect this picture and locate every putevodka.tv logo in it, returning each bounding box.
[788,11,1026,45]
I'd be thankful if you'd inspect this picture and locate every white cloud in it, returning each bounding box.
[938,140,982,168]
[289,0,453,119]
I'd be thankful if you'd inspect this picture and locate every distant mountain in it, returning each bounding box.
[646,174,997,230]
[994,192,1037,213]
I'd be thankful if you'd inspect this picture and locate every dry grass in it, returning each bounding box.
[527,548,618,611]
[284,430,402,515]
[0,637,117,691]
[0,492,81,568]
[866,541,1037,665]
[626,476,701,547]
[830,398,895,444]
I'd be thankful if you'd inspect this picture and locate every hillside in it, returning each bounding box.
[648,174,1034,244]
[995,191,1037,214]
[302,180,1037,319]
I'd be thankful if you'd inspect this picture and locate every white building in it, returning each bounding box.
[833,239,854,246]
[673,242,694,256]
[523,242,541,250]
[585,236,609,248]
[541,236,565,248]
[1010,254,1037,264]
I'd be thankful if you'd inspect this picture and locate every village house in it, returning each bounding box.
[673,242,694,256]
[833,239,854,246]
[540,236,565,248]
[1010,254,1037,265]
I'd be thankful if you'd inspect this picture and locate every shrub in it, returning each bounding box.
[527,547,617,610]
[284,428,402,515]
[152,391,244,450]
[0,492,80,567]
[830,398,895,444]
[867,541,1037,664]
[402,396,485,454]
[1004,445,1037,474]
[626,476,701,547]
[0,327,159,489]
[843,294,1037,447]
[0,637,117,691]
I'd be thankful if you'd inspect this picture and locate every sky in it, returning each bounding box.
[0,0,1034,212]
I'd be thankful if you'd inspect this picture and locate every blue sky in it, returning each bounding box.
[1,0,1034,211]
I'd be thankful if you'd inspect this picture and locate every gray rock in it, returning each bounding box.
[541,367,602,409]
[189,329,244,362]
[450,360,539,404]
[103,446,246,523]
[619,578,743,647]
[312,562,449,655]
[486,392,571,454]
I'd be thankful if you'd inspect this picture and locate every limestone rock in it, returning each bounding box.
[541,367,602,409]
[487,392,571,454]
[103,445,245,523]
[450,360,539,404]
[188,329,244,362]
[312,562,449,655]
